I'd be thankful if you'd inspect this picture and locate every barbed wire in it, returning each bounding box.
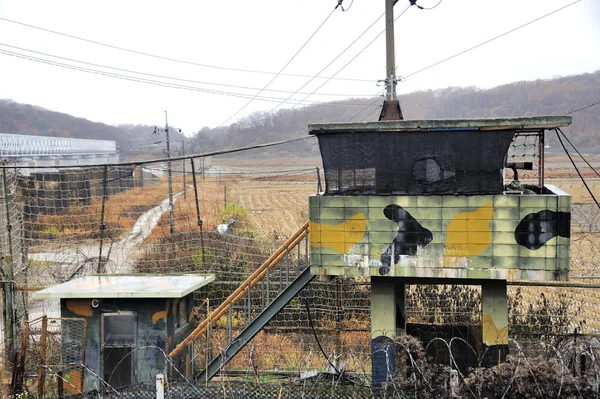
[0,147,600,397]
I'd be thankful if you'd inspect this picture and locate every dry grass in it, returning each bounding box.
[226,175,316,240]
[36,179,183,240]
[194,329,371,374]
[212,157,322,169]
[147,179,225,240]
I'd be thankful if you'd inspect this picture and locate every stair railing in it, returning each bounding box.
[169,222,309,359]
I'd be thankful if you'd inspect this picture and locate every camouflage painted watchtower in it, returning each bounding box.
[307,116,572,385]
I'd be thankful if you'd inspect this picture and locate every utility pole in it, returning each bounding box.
[165,111,175,236]
[385,0,396,103]
[379,0,404,121]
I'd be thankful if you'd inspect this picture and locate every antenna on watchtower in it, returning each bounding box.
[379,0,404,121]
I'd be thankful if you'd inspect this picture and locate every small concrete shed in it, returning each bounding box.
[32,274,214,393]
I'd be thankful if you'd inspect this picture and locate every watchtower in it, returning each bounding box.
[308,116,572,385]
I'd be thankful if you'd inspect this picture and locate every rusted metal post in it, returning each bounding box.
[38,316,48,399]
[57,371,64,399]
[97,165,108,273]
[191,159,206,268]
[164,111,175,236]
[16,320,29,392]
[2,168,16,360]
[539,131,545,189]
[169,224,308,358]
[335,278,342,364]
[182,141,187,200]
[316,167,322,193]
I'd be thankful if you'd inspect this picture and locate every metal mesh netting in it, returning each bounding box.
[316,130,515,195]
[12,317,87,397]
[0,147,599,396]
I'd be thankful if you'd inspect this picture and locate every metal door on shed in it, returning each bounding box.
[101,311,136,387]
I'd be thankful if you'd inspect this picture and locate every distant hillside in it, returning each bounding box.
[193,70,600,156]
[0,100,184,158]
[1,70,598,160]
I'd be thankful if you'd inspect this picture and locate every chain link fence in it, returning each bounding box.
[0,150,598,397]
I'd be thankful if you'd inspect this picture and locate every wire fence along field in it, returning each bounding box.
[0,149,600,397]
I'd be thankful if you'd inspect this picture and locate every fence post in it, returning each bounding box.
[97,165,108,273]
[316,167,322,193]
[191,159,206,268]
[80,319,87,393]
[182,142,187,200]
[38,315,48,399]
[138,165,144,188]
[16,320,28,393]
[335,278,342,365]
[57,371,64,399]
[2,168,16,361]
[156,374,165,399]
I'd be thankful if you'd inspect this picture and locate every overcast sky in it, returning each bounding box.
[0,0,598,134]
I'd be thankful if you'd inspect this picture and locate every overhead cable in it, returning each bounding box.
[216,5,340,127]
[555,128,600,210]
[0,16,375,83]
[0,48,374,108]
[264,10,387,115]
[412,0,443,10]
[279,4,411,119]
[556,127,600,178]
[566,100,600,115]
[404,0,582,79]
[1,135,317,169]
[0,42,373,98]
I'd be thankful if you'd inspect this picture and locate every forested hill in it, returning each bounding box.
[0,100,184,158]
[1,70,598,159]
[194,70,600,156]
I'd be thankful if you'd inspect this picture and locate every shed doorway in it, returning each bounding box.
[102,312,136,387]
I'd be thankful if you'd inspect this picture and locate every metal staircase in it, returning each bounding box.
[169,222,313,381]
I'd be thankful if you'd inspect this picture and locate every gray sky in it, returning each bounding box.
[0,0,598,134]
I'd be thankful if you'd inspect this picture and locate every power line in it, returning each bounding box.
[2,135,317,169]
[337,0,355,12]
[0,16,375,83]
[258,5,411,173]
[556,127,600,179]
[263,9,387,116]
[0,48,308,105]
[216,5,340,127]
[360,105,383,122]
[0,42,374,98]
[0,48,374,108]
[0,119,18,131]
[555,128,600,210]
[404,0,582,79]
[566,100,600,115]
[345,91,384,122]
[414,0,444,10]
[278,4,412,118]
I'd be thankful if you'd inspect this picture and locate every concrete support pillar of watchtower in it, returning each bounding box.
[481,280,509,366]
[371,277,406,386]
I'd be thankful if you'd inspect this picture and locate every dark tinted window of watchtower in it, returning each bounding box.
[316,129,515,195]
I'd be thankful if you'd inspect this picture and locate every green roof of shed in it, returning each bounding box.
[31,274,215,299]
